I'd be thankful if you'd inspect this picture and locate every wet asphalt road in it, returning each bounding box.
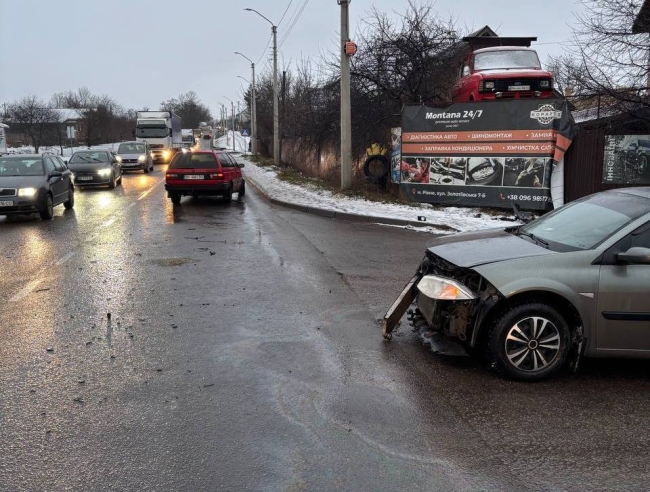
[1,162,650,491]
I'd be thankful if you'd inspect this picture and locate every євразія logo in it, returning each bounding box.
[530,104,563,126]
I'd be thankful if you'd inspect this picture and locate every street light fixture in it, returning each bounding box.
[244,7,279,166]
[234,51,257,156]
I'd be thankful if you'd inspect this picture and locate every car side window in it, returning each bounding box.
[54,157,67,171]
[44,157,56,174]
[631,226,650,248]
[219,154,233,168]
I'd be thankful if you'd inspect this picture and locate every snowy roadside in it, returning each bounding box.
[238,157,520,233]
[5,142,122,157]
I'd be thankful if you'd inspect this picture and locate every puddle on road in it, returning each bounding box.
[150,257,198,267]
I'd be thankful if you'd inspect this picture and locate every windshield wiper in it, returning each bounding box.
[516,227,549,248]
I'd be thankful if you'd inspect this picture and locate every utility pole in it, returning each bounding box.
[231,102,235,153]
[244,8,278,164]
[280,70,286,164]
[338,0,352,189]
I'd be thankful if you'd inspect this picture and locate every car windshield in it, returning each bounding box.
[69,152,109,163]
[520,192,650,250]
[136,124,169,138]
[0,157,44,176]
[118,143,145,154]
[168,153,218,169]
[474,50,541,71]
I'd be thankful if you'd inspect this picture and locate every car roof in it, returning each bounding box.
[473,46,537,54]
[1,154,43,159]
[605,187,650,199]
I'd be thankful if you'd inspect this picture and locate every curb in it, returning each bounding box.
[244,173,456,231]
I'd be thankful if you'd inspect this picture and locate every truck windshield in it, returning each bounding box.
[474,50,541,71]
[136,126,169,138]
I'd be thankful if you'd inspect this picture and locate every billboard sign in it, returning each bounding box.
[603,135,650,185]
[400,99,575,210]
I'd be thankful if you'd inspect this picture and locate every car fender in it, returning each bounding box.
[485,277,596,350]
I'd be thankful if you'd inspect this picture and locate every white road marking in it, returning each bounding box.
[137,179,164,201]
[102,217,117,227]
[10,279,43,302]
[55,251,76,265]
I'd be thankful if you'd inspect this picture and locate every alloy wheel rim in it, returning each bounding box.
[639,156,647,175]
[504,316,561,372]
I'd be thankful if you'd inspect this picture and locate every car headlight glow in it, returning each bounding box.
[138,155,146,162]
[416,275,477,301]
[97,168,112,177]
[18,187,38,197]
[163,150,170,159]
[484,81,495,90]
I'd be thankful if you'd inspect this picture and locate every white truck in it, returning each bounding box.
[135,111,182,163]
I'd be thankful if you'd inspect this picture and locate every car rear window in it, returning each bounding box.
[169,153,219,169]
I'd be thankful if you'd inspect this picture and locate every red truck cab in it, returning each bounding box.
[452,46,554,102]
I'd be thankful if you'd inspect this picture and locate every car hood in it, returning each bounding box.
[67,163,110,172]
[0,175,45,188]
[117,153,145,159]
[477,69,553,79]
[426,228,554,268]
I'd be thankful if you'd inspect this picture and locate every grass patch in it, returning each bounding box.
[276,167,330,191]
[248,154,275,167]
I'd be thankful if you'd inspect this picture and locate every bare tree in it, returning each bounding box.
[160,91,212,128]
[8,96,58,152]
[564,0,650,113]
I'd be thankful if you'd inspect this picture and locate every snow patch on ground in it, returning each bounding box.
[215,131,250,153]
[239,157,520,233]
[5,142,124,157]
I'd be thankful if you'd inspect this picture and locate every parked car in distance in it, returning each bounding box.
[383,188,650,381]
[0,153,74,219]
[165,150,245,204]
[116,142,153,173]
[619,137,650,178]
[452,46,554,102]
[67,150,122,189]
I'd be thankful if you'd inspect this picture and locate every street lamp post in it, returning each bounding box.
[235,52,257,155]
[223,96,236,153]
[237,74,253,156]
[244,8,279,166]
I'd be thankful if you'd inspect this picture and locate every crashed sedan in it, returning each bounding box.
[383,188,650,381]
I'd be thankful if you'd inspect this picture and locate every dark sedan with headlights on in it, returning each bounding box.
[383,188,650,381]
[0,154,74,220]
[67,150,122,188]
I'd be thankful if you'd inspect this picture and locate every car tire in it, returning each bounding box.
[170,193,181,205]
[486,302,570,381]
[223,185,233,203]
[63,186,74,209]
[143,164,149,174]
[239,180,246,197]
[108,172,116,189]
[118,172,123,185]
[39,193,54,220]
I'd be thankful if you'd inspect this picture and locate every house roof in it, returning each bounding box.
[633,0,650,33]
[51,108,84,122]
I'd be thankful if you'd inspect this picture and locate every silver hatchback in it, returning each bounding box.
[384,188,650,381]
[116,142,153,173]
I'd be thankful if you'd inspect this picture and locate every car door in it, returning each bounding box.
[53,156,73,201]
[110,151,121,178]
[597,221,650,354]
[227,154,242,191]
[45,157,66,204]
[219,153,236,188]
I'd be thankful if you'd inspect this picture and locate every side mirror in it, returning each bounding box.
[462,66,471,77]
[617,247,650,265]
[49,170,63,179]
[239,163,245,168]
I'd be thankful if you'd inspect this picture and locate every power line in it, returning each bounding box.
[278,0,294,27]
[279,0,311,49]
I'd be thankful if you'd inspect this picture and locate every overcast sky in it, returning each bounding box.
[0,0,585,117]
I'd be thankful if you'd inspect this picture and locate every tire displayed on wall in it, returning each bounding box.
[363,155,390,179]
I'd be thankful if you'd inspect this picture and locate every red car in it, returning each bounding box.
[452,47,554,102]
[165,150,245,204]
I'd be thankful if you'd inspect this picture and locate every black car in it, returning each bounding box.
[0,154,74,220]
[67,150,123,188]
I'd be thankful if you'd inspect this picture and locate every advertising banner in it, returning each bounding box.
[400,99,575,210]
[603,135,650,185]
[390,127,402,183]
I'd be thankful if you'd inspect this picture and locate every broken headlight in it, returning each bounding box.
[417,275,477,301]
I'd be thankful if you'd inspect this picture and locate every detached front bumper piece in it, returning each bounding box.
[382,273,421,340]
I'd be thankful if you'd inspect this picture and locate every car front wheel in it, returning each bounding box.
[39,193,54,220]
[486,302,570,381]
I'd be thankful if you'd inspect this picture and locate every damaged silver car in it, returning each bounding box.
[383,188,650,381]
